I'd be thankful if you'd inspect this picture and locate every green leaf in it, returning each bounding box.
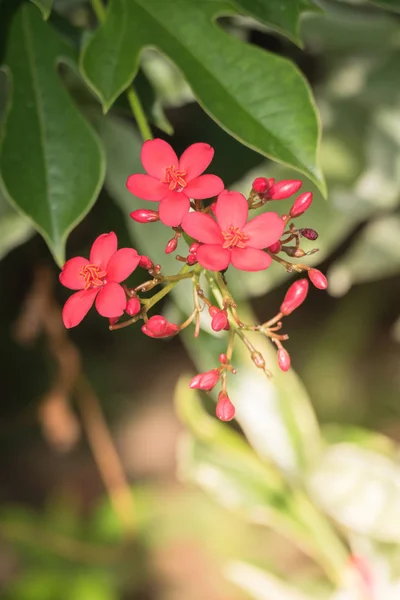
[30,0,53,20]
[80,0,324,191]
[0,195,34,261]
[368,0,400,14]
[0,3,105,266]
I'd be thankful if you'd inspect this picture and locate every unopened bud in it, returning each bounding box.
[211,310,229,332]
[209,306,220,317]
[280,279,309,315]
[130,209,159,223]
[308,268,328,290]
[139,255,153,270]
[126,296,141,316]
[252,177,274,195]
[165,238,178,254]
[216,392,235,422]
[219,353,227,364]
[189,369,220,391]
[187,253,197,265]
[189,242,200,254]
[268,241,282,254]
[283,246,305,258]
[109,317,119,326]
[277,348,291,372]
[251,351,265,369]
[289,192,313,217]
[142,315,179,338]
[268,180,302,200]
[299,228,318,241]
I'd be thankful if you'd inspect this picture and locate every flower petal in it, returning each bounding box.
[179,143,214,181]
[185,174,224,200]
[95,282,126,318]
[230,247,272,271]
[89,232,117,270]
[59,256,89,290]
[62,289,98,328]
[242,212,285,249]
[196,244,231,271]
[158,191,190,227]
[106,248,140,283]
[141,138,178,178]
[215,190,248,230]
[182,212,223,244]
[126,174,166,201]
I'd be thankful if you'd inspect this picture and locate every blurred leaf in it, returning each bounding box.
[368,0,400,13]
[0,189,34,260]
[322,424,397,457]
[0,3,105,266]
[226,561,310,600]
[80,0,324,190]
[140,48,194,109]
[308,443,400,543]
[30,0,53,19]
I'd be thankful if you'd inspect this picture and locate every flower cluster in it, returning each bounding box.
[60,139,328,422]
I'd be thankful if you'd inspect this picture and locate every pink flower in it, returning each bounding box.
[60,232,139,328]
[126,139,224,227]
[182,190,285,271]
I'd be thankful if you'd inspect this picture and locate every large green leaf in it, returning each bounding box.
[30,0,53,20]
[0,3,105,266]
[80,0,324,190]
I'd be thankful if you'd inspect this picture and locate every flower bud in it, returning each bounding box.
[216,392,235,422]
[268,180,302,200]
[165,238,178,254]
[308,268,328,290]
[142,315,179,338]
[189,369,220,391]
[289,192,313,217]
[126,296,141,316]
[189,242,200,254]
[130,209,159,223]
[219,353,227,364]
[109,317,119,326]
[187,253,197,265]
[268,241,282,254]
[252,177,273,195]
[209,306,220,317]
[277,348,291,372]
[211,310,228,332]
[251,351,265,369]
[139,255,153,270]
[299,228,318,241]
[280,279,309,316]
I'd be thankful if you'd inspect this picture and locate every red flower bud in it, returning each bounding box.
[277,348,291,372]
[280,279,309,315]
[219,353,227,364]
[308,268,328,290]
[130,209,159,223]
[252,177,274,195]
[299,228,318,241]
[142,315,179,339]
[165,238,178,254]
[126,296,141,316]
[139,255,153,270]
[216,392,235,422]
[211,310,228,332]
[289,192,313,217]
[189,369,220,391]
[189,242,200,254]
[209,306,220,317]
[268,241,282,254]
[187,253,197,265]
[268,180,302,200]
[109,317,119,326]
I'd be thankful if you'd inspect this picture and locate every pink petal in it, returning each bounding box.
[242,212,285,249]
[158,191,190,227]
[126,174,166,201]
[59,256,89,290]
[179,143,214,181]
[141,138,178,178]
[215,190,248,230]
[230,248,272,271]
[185,174,224,200]
[196,244,231,271]
[62,288,98,328]
[89,232,117,270]
[182,212,223,244]
[95,282,126,318]
[106,248,140,283]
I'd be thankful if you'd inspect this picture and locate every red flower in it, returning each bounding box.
[60,232,139,328]
[182,190,285,271]
[126,139,224,227]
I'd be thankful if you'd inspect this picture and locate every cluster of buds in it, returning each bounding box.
[59,139,329,423]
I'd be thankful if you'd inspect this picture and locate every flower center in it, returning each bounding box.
[221,226,249,249]
[80,264,107,290]
[162,165,187,191]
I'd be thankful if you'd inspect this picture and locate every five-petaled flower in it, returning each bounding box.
[126,139,224,227]
[182,190,285,271]
[59,232,139,328]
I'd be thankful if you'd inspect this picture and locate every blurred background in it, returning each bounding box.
[1,0,400,598]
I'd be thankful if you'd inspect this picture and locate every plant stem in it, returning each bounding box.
[91,0,106,21]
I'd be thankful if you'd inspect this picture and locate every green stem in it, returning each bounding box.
[91,0,153,142]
